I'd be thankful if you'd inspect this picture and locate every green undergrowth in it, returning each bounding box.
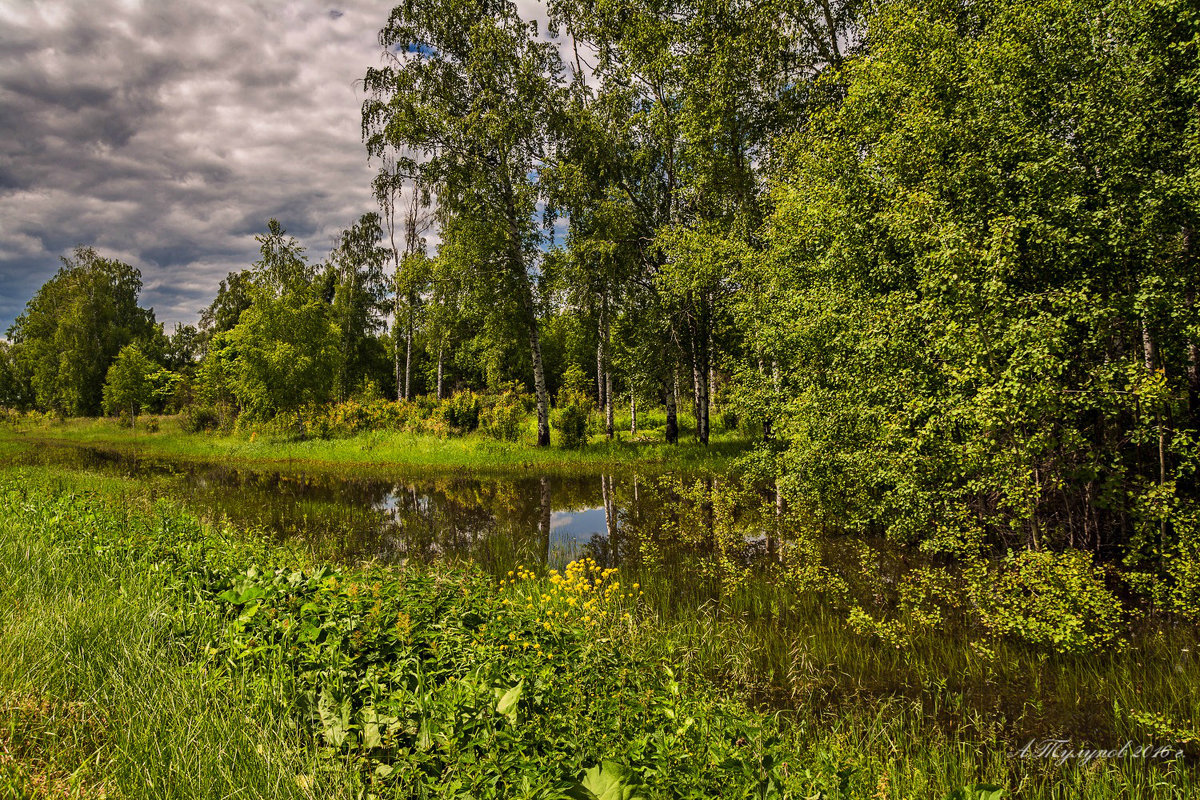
[0,415,746,477]
[0,475,1195,798]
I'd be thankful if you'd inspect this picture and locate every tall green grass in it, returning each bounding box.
[0,484,357,799]
[0,414,746,477]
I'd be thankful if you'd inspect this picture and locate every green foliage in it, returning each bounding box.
[481,390,525,442]
[748,0,1200,576]
[553,402,591,450]
[973,550,1127,654]
[0,341,32,410]
[145,366,183,413]
[329,213,390,400]
[363,0,564,446]
[222,289,340,418]
[199,269,254,336]
[194,225,342,422]
[847,549,1127,654]
[101,344,155,423]
[439,390,481,433]
[553,372,594,449]
[6,246,159,415]
[946,786,1005,800]
[560,364,591,398]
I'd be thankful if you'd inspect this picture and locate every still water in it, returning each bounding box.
[18,442,775,574]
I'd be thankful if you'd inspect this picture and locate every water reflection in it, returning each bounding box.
[17,443,767,574]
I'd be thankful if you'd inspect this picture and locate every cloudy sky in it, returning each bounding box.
[0,1,435,333]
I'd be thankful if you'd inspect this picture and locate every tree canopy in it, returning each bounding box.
[6,247,159,415]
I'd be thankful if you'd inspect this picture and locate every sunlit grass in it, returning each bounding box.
[0,412,748,477]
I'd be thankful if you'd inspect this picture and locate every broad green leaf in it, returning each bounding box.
[579,761,648,800]
[495,679,524,724]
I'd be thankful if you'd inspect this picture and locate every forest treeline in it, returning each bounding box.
[1,0,1198,600]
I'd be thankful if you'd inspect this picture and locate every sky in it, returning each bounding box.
[0,0,554,334]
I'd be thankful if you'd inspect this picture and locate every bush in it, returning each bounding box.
[255,410,307,441]
[972,550,1127,654]
[482,391,524,442]
[440,391,480,433]
[553,388,592,449]
[181,405,221,433]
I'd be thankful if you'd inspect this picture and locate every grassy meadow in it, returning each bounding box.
[0,412,747,477]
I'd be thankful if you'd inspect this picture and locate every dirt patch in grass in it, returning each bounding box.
[0,695,111,799]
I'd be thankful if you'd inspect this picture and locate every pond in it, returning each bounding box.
[15,441,780,576]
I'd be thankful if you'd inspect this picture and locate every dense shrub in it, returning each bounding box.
[439,391,480,433]
[251,410,307,441]
[973,550,1126,654]
[482,394,523,442]
[552,388,591,449]
[181,404,221,433]
[745,0,1200,589]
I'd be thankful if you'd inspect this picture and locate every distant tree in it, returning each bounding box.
[193,221,340,421]
[199,270,254,341]
[253,218,312,294]
[221,287,340,418]
[145,366,184,413]
[102,344,154,426]
[328,213,389,400]
[7,247,158,415]
[164,323,202,375]
[0,341,33,410]
[373,159,434,401]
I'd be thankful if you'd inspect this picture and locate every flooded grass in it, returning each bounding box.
[0,428,1197,796]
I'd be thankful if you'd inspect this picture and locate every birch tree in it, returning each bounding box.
[364,0,566,445]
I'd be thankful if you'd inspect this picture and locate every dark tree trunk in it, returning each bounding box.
[664,371,678,444]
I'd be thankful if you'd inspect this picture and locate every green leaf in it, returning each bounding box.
[946,786,1005,800]
[578,761,647,800]
[317,690,351,748]
[494,679,524,724]
[360,707,383,749]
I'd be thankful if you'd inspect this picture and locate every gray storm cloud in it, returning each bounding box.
[0,1,401,331]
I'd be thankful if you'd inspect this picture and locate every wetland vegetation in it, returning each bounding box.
[1,422,1198,798]
[2,0,1200,797]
